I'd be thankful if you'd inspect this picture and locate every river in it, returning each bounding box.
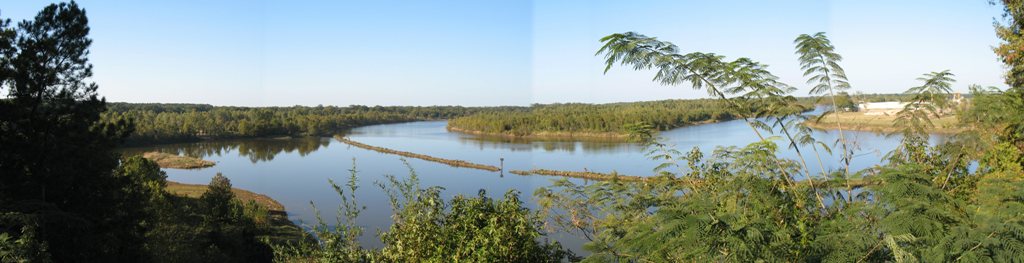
[122,118,945,253]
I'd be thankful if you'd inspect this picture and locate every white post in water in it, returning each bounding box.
[500,157,505,177]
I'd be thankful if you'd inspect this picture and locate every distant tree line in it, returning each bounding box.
[104,103,489,145]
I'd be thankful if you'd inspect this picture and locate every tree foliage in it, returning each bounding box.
[531,21,1024,261]
[0,2,140,261]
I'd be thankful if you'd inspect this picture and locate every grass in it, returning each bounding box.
[143,152,215,169]
[804,112,962,134]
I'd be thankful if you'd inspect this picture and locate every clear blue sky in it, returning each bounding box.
[2,1,1008,106]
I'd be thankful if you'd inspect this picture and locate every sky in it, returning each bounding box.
[1,1,1009,106]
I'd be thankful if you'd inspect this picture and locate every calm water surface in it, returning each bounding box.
[122,118,945,252]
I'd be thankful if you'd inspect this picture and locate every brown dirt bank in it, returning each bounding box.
[804,112,963,134]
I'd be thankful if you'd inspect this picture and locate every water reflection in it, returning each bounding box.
[120,137,332,163]
[349,121,643,154]
[453,138,643,153]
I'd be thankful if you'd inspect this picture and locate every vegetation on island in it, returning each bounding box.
[447,99,750,139]
[142,151,215,169]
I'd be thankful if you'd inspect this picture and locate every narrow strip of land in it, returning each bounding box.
[334,136,884,188]
[336,136,502,172]
[337,136,652,181]
[508,169,647,182]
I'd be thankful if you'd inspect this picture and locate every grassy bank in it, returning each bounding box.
[165,181,307,245]
[805,112,963,134]
[165,181,284,211]
[142,152,215,169]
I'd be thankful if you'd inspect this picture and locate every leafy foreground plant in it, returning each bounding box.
[528,25,1024,261]
[274,159,573,262]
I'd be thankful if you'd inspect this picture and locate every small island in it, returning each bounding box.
[446,99,740,140]
[142,151,216,169]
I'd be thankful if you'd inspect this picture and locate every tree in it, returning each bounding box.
[0,2,139,261]
[992,0,1024,145]
[835,92,856,112]
[794,32,856,197]
[196,173,273,263]
[201,173,238,225]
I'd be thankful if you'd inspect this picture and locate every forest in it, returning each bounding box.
[3,1,1024,262]
[104,103,490,145]
[447,99,743,138]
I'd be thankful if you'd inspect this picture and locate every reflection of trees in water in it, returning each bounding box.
[454,136,642,154]
[120,137,332,163]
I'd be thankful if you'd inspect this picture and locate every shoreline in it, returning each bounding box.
[165,181,286,212]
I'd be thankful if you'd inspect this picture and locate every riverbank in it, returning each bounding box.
[165,181,307,244]
[142,152,215,169]
[165,181,284,211]
[804,112,963,134]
